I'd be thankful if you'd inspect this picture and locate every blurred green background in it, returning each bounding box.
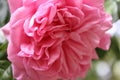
[0,0,120,80]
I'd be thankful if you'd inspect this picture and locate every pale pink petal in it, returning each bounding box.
[10,7,34,24]
[1,23,10,41]
[83,0,105,10]
[8,0,23,13]
[98,34,111,50]
[7,40,29,80]
[23,0,36,6]
[92,50,99,59]
[48,46,61,65]
[2,0,112,80]
[65,0,83,8]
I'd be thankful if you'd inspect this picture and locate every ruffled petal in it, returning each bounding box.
[2,0,112,80]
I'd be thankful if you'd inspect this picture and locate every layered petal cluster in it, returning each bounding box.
[2,0,112,80]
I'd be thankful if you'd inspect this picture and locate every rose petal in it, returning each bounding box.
[8,0,23,13]
[83,0,104,10]
[1,23,10,41]
[65,0,82,8]
[98,34,111,50]
[2,0,112,80]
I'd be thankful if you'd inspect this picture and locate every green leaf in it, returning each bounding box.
[96,48,108,59]
[110,36,120,60]
[117,2,120,18]
[105,0,119,22]
[0,42,8,60]
[0,60,14,80]
[0,0,9,27]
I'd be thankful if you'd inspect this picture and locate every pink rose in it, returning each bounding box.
[2,0,112,80]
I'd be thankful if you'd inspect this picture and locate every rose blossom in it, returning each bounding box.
[2,0,112,80]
